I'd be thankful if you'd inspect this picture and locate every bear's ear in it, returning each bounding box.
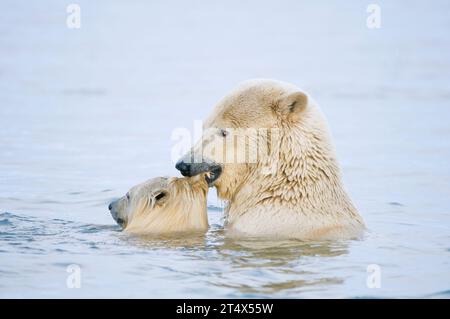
[275,91,308,121]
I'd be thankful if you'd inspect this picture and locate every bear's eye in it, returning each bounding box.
[155,192,166,201]
[220,129,228,137]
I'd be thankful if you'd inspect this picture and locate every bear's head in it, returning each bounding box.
[176,79,338,201]
[108,175,208,234]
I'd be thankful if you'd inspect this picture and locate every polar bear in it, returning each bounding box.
[176,79,365,240]
[108,175,208,234]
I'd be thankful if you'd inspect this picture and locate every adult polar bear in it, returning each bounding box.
[176,79,365,240]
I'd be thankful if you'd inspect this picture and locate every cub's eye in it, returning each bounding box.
[220,129,228,137]
[155,192,166,201]
[126,193,131,200]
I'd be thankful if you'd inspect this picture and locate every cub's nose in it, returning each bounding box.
[108,202,113,211]
[175,160,191,176]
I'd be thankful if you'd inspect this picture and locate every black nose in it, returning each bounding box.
[108,202,113,211]
[175,160,191,176]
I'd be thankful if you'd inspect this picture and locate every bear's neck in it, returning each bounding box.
[225,122,358,219]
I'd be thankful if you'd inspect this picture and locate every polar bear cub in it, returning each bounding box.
[108,175,208,234]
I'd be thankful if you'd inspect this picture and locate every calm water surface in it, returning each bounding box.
[1,0,449,298]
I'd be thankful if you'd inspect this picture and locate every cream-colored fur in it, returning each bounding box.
[109,176,208,234]
[191,79,365,240]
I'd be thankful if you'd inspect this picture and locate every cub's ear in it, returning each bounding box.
[275,91,308,121]
[153,189,169,205]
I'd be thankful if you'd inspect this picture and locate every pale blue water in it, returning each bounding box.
[1,0,450,298]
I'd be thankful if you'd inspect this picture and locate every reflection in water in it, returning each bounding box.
[207,237,348,295]
[106,224,349,296]
[121,232,209,250]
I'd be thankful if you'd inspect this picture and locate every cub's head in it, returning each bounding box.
[108,176,208,234]
[176,79,317,199]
